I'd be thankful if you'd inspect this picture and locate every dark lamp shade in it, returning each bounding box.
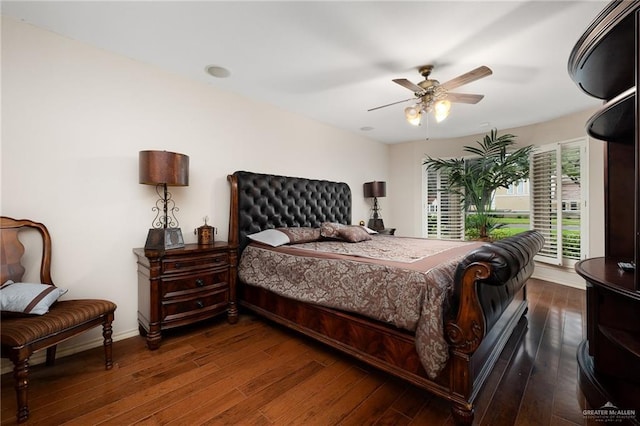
[139,150,189,186]
[363,181,386,198]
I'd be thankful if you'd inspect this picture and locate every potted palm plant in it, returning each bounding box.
[423,129,533,240]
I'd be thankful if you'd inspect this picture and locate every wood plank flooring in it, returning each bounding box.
[1,278,588,425]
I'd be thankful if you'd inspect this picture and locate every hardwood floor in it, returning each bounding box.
[1,278,588,425]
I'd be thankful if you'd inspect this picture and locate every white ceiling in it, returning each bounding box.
[2,1,607,144]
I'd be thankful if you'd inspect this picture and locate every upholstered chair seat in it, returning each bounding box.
[1,299,117,348]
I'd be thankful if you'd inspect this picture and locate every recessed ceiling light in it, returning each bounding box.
[360,126,374,131]
[205,65,230,78]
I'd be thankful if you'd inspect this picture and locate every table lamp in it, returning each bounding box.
[139,150,189,250]
[363,181,386,231]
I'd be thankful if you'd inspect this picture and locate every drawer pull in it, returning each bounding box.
[174,263,181,269]
[195,300,204,309]
[195,278,205,287]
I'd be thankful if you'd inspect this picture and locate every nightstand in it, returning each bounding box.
[134,242,237,350]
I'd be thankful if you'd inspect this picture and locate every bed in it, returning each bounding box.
[227,170,543,424]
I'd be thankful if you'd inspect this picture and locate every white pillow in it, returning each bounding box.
[362,226,379,235]
[247,229,291,247]
[0,280,68,315]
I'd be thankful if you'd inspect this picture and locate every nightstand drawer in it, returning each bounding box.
[161,288,229,322]
[162,270,229,298]
[161,252,228,274]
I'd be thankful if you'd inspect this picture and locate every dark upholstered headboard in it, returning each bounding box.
[228,171,352,252]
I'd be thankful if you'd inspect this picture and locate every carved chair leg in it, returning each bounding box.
[12,357,30,423]
[103,315,114,370]
[451,403,474,426]
[45,345,57,366]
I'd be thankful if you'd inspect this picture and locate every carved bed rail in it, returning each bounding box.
[447,230,544,353]
[445,230,544,417]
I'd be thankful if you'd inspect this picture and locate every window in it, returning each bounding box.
[530,138,588,266]
[423,165,465,239]
[506,180,529,195]
[422,137,588,266]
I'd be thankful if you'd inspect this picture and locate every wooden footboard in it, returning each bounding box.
[227,171,544,425]
[445,230,544,417]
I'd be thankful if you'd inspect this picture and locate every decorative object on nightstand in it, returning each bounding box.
[134,242,238,350]
[195,216,216,245]
[139,150,189,250]
[363,181,386,231]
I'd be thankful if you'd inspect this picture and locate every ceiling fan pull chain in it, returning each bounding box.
[425,113,431,141]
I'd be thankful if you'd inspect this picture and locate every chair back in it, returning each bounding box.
[0,217,54,286]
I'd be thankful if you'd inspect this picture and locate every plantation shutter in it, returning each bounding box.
[424,166,465,240]
[531,146,561,264]
[530,139,586,265]
[560,144,584,262]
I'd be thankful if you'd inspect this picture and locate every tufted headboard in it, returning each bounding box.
[228,171,352,252]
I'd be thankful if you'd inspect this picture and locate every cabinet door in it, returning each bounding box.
[636,8,640,288]
[605,142,635,260]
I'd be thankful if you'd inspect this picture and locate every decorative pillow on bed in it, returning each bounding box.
[0,280,68,315]
[320,222,372,243]
[277,227,321,244]
[247,227,321,247]
[247,229,290,247]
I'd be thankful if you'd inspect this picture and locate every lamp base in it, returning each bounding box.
[368,218,385,232]
[144,228,185,250]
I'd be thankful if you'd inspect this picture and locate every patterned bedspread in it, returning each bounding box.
[238,235,483,378]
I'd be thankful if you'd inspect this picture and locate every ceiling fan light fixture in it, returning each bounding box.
[370,64,492,128]
[404,105,422,126]
[434,99,451,123]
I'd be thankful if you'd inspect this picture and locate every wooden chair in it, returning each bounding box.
[0,217,117,423]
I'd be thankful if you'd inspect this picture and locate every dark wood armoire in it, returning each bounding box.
[569,0,640,421]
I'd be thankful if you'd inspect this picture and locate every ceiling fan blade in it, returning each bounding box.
[446,93,485,104]
[392,78,424,93]
[440,66,492,91]
[367,97,416,112]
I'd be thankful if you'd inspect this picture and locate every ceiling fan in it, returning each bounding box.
[368,65,492,125]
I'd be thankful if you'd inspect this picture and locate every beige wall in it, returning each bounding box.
[493,193,531,212]
[0,17,389,355]
[388,109,605,286]
[1,16,603,363]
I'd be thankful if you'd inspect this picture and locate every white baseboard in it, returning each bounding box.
[532,261,586,290]
[1,328,140,375]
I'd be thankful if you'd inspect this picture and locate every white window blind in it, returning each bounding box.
[424,165,465,240]
[530,139,587,266]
